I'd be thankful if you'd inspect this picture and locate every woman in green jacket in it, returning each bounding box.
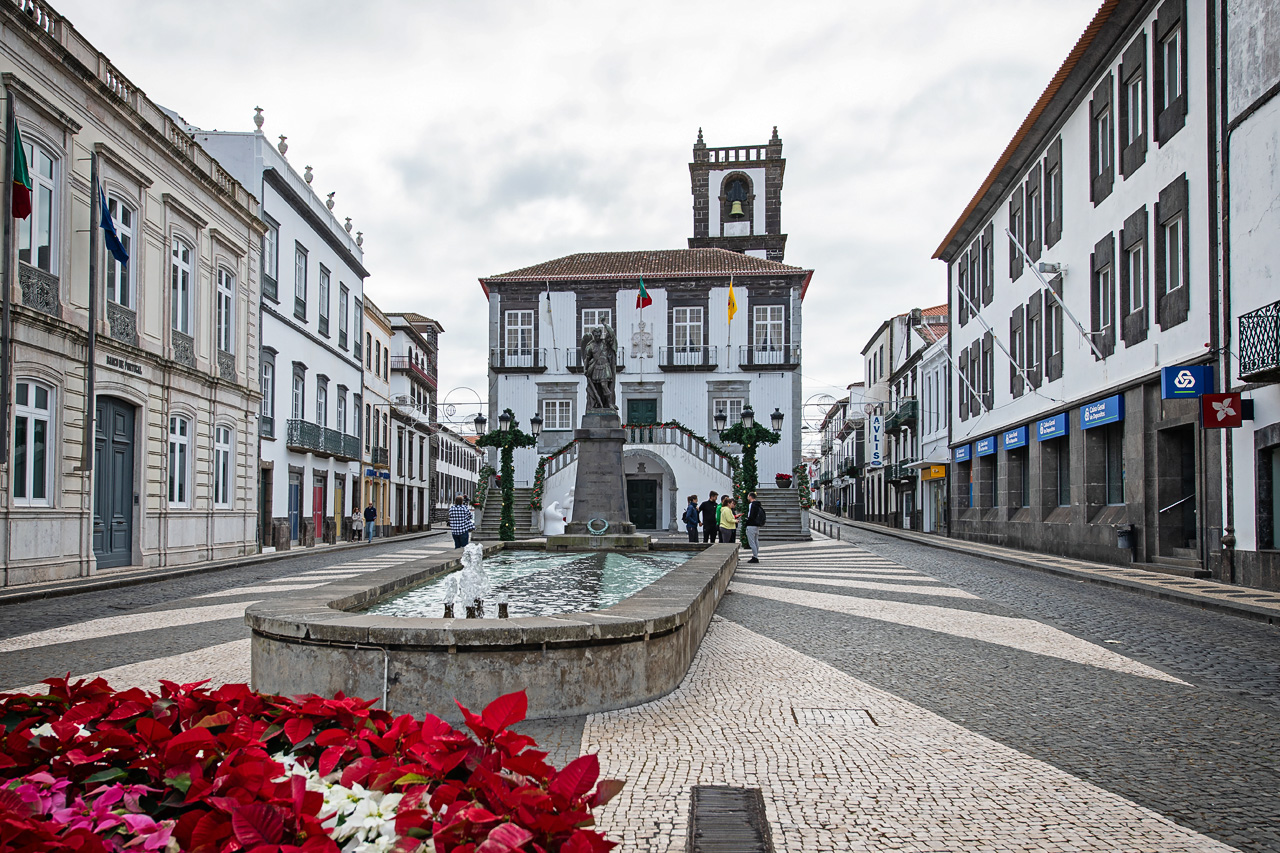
[718,497,740,544]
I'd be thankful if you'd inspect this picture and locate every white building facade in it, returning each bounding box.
[936,0,1220,571]
[361,299,392,536]
[386,312,440,533]
[479,249,811,532]
[1,3,263,584]
[916,324,951,535]
[434,427,482,514]
[195,125,367,549]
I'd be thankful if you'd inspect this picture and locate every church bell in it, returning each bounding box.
[729,200,745,217]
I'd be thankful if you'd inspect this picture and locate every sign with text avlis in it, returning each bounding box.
[866,415,885,468]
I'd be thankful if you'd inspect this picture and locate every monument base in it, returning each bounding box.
[545,533,651,551]
[568,409,638,534]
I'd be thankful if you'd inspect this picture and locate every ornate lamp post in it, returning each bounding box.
[718,406,783,544]
[475,407,539,541]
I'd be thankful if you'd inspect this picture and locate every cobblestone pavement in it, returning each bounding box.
[2,531,1277,851]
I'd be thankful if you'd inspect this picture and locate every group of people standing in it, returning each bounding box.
[682,491,765,563]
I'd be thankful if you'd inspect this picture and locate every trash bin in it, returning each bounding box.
[1116,524,1134,551]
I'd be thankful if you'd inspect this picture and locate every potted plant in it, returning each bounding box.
[775,472,793,488]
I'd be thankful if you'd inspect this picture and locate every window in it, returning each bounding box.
[753,305,784,352]
[1120,34,1148,177]
[1046,160,1063,246]
[1027,309,1042,375]
[1049,436,1071,507]
[1105,423,1125,505]
[338,284,349,350]
[170,238,192,335]
[1094,108,1112,175]
[353,394,362,440]
[168,416,190,506]
[366,332,373,369]
[1011,448,1030,508]
[375,340,381,378]
[214,426,232,507]
[1155,174,1190,329]
[1010,319,1025,397]
[1126,243,1145,312]
[1026,186,1041,256]
[293,243,308,321]
[1097,266,1114,331]
[17,138,56,273]
[714,398,744,426]
[105,197,134,307]
[318,266,331,337]
[216,268,235,353]
[504,309,534,367]
[672,305,704,363]
[1008,187,1024,280]
[542,399,573,431]
[1154,1,1186,144]
[1127,76,1143,147]
[364,402,372,450]
[336,390,347,434]
[1090,75,1115,203]
[316,380,328,427]
[291,367,305,419]
[12,380,52,505]
[1091,233,1117,358]
[260,354,275,437]
[262,220,279,300]
[354,300,364,360]
[1163,216,1183,293]
[1162,27,1181,107]
[1120,206,1151,346]
[581,307,612,330]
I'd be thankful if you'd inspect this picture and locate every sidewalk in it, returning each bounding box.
[810,511,1280,626]
[0,529,448,607]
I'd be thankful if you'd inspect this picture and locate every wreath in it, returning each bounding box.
[586,518,610,536]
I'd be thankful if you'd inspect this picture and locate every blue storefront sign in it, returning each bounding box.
[1080,394,1125,429]
[953,444,972,463]
[1160,365,1214,399]
[975,436,997,457]
[1036,413,1068,441]
[1001,425,1028,450]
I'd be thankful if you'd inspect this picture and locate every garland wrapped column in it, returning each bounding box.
[719,421,781,546]
[475,409,538,541]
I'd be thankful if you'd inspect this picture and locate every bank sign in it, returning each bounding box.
[866,415,885,468]
[1080,394,1125,429]
[1036,413,1067,441]
[1160,365,1214,399]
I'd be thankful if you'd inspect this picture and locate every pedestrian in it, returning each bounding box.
[350,510,363,542]
[682,494,700,543]
[718,497,739,544]
[448,494,475,549]
[363,501,378,543]
[743,492,765,563]
[699,491,720,544]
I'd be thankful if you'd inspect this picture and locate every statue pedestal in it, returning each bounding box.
[561,409,640,540]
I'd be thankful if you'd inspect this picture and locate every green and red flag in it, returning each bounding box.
[636,277,652,310]
[11,122,31,220]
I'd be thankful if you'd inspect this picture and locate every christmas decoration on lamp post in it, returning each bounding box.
[717,406,784,545]
[475,408,540,541]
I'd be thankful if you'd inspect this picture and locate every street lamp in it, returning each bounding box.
[713,410,728,435]
[770,407,785,432]
[473,413,487,436]
[529,413,543,438]
[741,406,755,430]
[497,410,512,433]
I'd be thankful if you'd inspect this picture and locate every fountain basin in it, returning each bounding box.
[244,542,737,720]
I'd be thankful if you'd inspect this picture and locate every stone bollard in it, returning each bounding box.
[465,605,478,619]
[443,602,454,618]
[498,602,509,619]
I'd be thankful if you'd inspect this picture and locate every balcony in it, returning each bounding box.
[817,471,833,485]
[886,398,918,432]
[490,348,548,373]
[370,447,389,468]
[840,459,862,478]
[738,345,800,371]
[1239,298,1280,382]
[286,419,361,461]
[390,355,438,389]
[658,346,718,372]
[565,346,626,373]
[887,461,919,486]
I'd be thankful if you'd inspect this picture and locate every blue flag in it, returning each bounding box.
[99,185,128,265]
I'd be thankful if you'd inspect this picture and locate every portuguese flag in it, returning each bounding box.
[11,122,31,220]
[636,277,652,310]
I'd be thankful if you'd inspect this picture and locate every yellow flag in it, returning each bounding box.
[727,279,738,324]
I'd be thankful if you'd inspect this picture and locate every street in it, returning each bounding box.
[2,528,1277,852]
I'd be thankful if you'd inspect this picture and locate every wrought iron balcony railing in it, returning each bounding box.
[658,346,718,371]
[286,419,361,461]
[490,348,548,371]
[390,355,438,388]
[1239,298,1280,382]
[738,344,801,370]
[369,447,390,468]
[886,398,918,432]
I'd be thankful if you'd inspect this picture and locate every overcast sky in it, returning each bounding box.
[56,0,1099,440]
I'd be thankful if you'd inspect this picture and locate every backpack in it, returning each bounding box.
[752,502,766,527]
[683,504,699,526]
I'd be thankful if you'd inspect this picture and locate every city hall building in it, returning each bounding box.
[1,3,263,584]
[935,0,1222,573]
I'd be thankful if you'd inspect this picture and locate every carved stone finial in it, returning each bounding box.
[304,165,313,184]
[277,135,288,155]
[326,191,335,210]
[253,106,264,129]
[356,231,364,247]
[344,217,353,233]
[696,127,704,144]
[770,125,781,144]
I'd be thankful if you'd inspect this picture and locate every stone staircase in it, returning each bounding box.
[752,488,811,543]
[1131,544,1209,579]
[476,487,537,540]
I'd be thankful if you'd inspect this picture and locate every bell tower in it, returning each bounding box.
[688,127,787,261]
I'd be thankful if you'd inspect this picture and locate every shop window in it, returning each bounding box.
[1009,447,1030,508]
[1105,423,1125,505]
[13,380,53,506]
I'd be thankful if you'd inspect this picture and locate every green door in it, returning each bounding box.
[627,479,659,530]
[627,398,658,425]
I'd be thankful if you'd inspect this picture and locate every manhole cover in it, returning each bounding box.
[792,707,879,727]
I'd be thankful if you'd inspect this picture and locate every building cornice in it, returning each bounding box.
[264,168,370,279]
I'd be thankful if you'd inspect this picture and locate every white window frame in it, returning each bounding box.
[316,380,328,427]
[1127,74,1144,144]
[338,283,349,350]
[216,267,235,353]
[1027,312,1042,374]
[105,195,135,308]
[714,398,744,426]
[291,370,305,420]
[1026,187,1040,247]
[337,391,347,434]
[168,415,191,507]
[318,266,331,336]
[1164,215,1184,293]
[260,358,275,419]
[581,307,611,330]
[1127,242,1145,312]
[505,310,534,367]
[672,306,704,350]
[293,243,308,319]
[263,220,279,282]
[214,425,232,508]
[1097,265,1115,331]
[1095,108,1113,176]
[542,399,573,431]
[17,138,58,274]
[12,379,54,506]
[1163,27,1182,107]
[170,237,193,335]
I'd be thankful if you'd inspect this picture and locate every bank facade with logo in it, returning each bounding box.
[935,0,1224,572]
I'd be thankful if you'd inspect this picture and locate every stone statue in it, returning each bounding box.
[581,324,618,410]
[631,320,653,358]
[542,501,566,536]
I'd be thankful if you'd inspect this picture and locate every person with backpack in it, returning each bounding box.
[682,495,700,542]
[699,492,720,543]
[743,492,765,562]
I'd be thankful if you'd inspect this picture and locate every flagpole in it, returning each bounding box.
[1,89,15,467]
[84,152,99,473]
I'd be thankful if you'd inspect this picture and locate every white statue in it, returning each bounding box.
[543,501,567,536]
[631,320,654,359]
[563,487,575,524]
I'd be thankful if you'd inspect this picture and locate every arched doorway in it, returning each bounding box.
[93,396,136,568]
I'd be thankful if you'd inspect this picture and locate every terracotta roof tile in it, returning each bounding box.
[920,303,948,317]
[483,249,808,281]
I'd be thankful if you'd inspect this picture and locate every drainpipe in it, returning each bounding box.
[1217,0,1235,582]
[1,89,15,586]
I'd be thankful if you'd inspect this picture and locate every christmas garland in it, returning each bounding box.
[794,462,815,508]
[619,420,739,471]
[473,464,497,509]
[530,440,578,511]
